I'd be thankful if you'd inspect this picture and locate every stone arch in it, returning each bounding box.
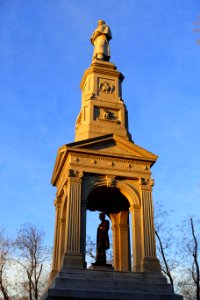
[83,175,141,209]
[84,175,141,271]
[115,181,141,208]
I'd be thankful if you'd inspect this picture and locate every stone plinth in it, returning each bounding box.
[41,268,183,300]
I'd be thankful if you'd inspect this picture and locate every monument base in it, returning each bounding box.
[41,268,182,300]
[62,252,83,269]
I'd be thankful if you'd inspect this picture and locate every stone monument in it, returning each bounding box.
[41,20,182,300]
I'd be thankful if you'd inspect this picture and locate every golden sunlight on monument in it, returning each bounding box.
[41,21,183,300]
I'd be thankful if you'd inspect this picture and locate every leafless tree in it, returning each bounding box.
[154,202,179,292]
[86,235,96,263]
[0,228,11,300]
[178,217,200,300]
[15,223,50,300]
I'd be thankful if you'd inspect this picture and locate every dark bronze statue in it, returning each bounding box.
[95,212,110,266]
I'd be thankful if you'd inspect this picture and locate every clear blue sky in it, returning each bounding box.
[0,0,200,247]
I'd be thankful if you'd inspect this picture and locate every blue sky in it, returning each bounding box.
[0,0,200,248]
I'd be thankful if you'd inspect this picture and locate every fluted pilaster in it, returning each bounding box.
[139,178,161,273]
[63,170,83,268]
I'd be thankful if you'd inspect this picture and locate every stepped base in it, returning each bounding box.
[41,268,182,300]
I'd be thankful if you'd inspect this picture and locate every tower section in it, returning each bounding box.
[75,60,132,141]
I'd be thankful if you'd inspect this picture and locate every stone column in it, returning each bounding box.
[62,170,83,269]
[80,198,87,268]
[57,217,66,270]
[50,196,62,279]
[111,222,120,270]
[139,178,161,273]
[111,211,130,271]
[118,211,130,271]
[130,204,142,272]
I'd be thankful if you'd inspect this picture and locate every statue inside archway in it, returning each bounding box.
[94,212,110,265]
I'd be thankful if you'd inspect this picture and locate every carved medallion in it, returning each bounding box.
[99,82,115,94]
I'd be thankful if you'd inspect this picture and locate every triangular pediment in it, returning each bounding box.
[67,134,158,161]
[51,134,158,186]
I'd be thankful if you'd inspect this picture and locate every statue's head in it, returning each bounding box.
[99,212,105,220]
[98,20,105,26]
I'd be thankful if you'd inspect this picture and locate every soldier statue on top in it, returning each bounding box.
[90,20,112,62]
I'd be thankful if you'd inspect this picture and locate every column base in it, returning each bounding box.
[141,257,161,273]
[133,263,141,272]
[62,252,84,269]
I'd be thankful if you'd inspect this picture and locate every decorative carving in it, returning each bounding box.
[67,169,84,179]
[68,169,79,177]
[139,178,154,190]
[54,197,62,209]
[99,82,115,94]
[90,93,96,99]
[106,175,116,187]
[79,170,84,178]
[149,179,154,187]
[110,161,115,167]
[139,178,147,185]
[97,108,120,123]
[71,154,150,175]
[103,110,116,120]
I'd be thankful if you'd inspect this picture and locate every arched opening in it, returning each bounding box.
[86,185,131,271]
[87,186,130,213]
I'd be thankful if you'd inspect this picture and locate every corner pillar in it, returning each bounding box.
[62,170,83,269]
[139,178,161,273]
[50,196,62,279]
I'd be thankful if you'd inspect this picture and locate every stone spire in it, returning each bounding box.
[75,21,132,142]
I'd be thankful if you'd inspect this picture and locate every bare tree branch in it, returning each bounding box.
[0,228,11,300]
[15,223,50,300]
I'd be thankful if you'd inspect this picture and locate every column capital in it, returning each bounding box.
[68,169,83,183]
[112,224,119,231]
[129,204,140,212]
[68,168,83,178]
[139,178,154,191]
[54,197,62,209]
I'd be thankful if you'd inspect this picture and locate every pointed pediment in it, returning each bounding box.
[51,134,158,186]
[67,134,158,162]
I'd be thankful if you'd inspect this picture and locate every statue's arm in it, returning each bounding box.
[90,30,102,44]
[100,220,109,232]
